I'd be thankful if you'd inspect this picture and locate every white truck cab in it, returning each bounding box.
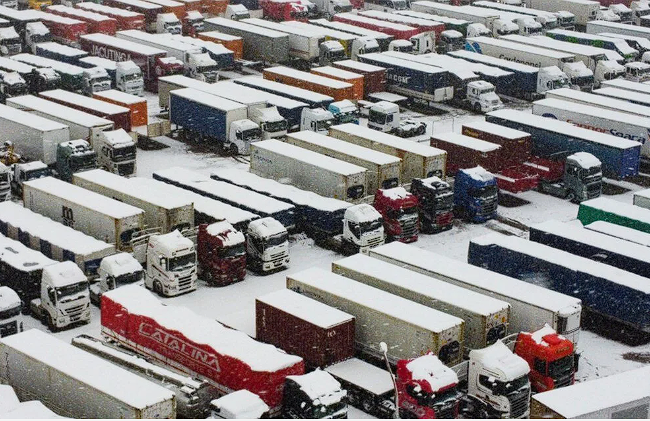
[210,390,269,419]
[95,129,137,177]
[301,107,335,134]
[350,37,380,61]
[467,80,503,113]
[595,60,625,87]
[90,252,144,304]
[609,3,634,23]
[340,204,385,255]
[625,61,650,82]
[596,7,621,22]
[82,66,111,96]
[0,287,22,338]
[539,66,571,94]
[145,230,197,297]
[493,19,519,37]
[388,39,414,53]
[0,27,21,56]
[184,10,205,33]
[0,163,9,201]
[25,22,51,54]
[157,13,182,34]
[467,23,491,38]
[251,106,287,139]
[319,40,346,66]
[562,61,595,91]
[115,61,144,96]
[438,30,464,53]
[187,53,219,83]
[246,217,290,273]
[230,119,262,155]
[410,32,435,54]
[31,261,91,331]
[368,100,427,136]
[225,4,250,20]
[10,161,51,196]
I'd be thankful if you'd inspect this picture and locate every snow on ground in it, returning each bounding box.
[17,90,647,416]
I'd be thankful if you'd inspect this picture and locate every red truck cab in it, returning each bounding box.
[260,0,308,21]
[514,325,576,393]
[197,222,247,286]
[373,187,419,243]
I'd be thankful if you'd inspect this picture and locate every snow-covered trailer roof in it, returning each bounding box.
[0,233,55,272]
[204,17,289,39]
[265,66,353,90]
[360,52,449,75]
[142,0,183,7]
[7,95,113,129]
[36,11,86,25]
[324,358,393,396]
[93,89,145,105]
[368,242,582,313]
[534,97,650,129]
[600,32,650,52]
[210,390,269,418]
[546,87,650,119]
[0,103,68,133]
[448,49,539,73]
[41,89,129,116]
[252,139,368,177]
[257,289,354,329]
[331,59,385,73]
[234,76,334,104]
[106,0,162,9]
[46,5,114,22]
[335,12,418,31]
[462,120,530,140]
[594,87,650,106]
[581,196,650,224]
[432,132,501,153]
[396,10,469,25]
[311,66,363,81]
[360,9,444,27]
[585,220,650,248]
[413,1,499,17]
[588,19,650,35]
[80,33,166,56]
[209,81,269,107]
[602,78,650,94]
[309,18,392,40]
[504,34,621,61]
[548,29,638,57]
[281,21,357,41]
[0,56,35,73]
[224,84,307,110]
[35,42,88,58]
[77,2,144,18]
[117,30,203,54]
[170,87,246,111]
[468,36,576,60]
[244,18,325,38]
[12,53,84,75]
[79,56,117,71]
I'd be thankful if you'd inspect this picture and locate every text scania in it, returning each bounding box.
[138,322,221,373]
[91,45,131,62]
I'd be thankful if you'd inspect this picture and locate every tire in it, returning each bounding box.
[153,280,164,296]
[417,124,426,136]
[473,102,481,113]
[229,143,238,156]
[362,399,374,413]
[46,313,57,332]
[566,191,576,202]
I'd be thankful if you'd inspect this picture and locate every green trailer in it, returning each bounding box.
[578,197,650,233]
[12,53,83,93]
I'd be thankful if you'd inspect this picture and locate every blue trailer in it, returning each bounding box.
[485,109,640,179]
[153,167,297,230]
[358,53,454,105]
[468,233,650,342]
[529,220,650,279]
[35,42,88,65]
[453,166,498,223]
[233,76,334,109]
[211,168,351,237]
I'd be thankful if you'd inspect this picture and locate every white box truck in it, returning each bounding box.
[250,139,368,202]
[0,329,176,419]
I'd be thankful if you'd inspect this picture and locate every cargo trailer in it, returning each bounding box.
[0,201,114,276]
[485,109,640,179]
[368,242,583,345]
[286,267,465,365]
[329,123,447,181]
[73,169,193,234]
[22,176,144,251]
[101,0,163,32]
[586,19,650,42]
[332,59,386,96]
[585,220,650,248]
[242,18,323,62]
[263,66,354,102]
[281,21,359,60]
[0,103,69,166]
[332,254,510,350]
[634,188,650,210]
[203,17,290,63]
[40,89,131,132]
[226,84,307,132]
[197,31,243,60]
[311,66,363,101]
[523,0,598,29]
[597,33,650,56]
[594,87,650,108]
[256,289,355,368]
[143,0,185,18]
[601,78,650,95]
[233,76,334,109]
[411,1,499,31]
[465,36,575,69]
[115,29,204,67]
[578,197,650,234]
[461,121,531,167]
[153,166,296,229]
[395,10,471,36]
[532,98,650,159]
[7,95,113,145]
[545,88,650,120]
[468,233,650,338]
[75,2,145,31]
[0,329,176,419]
[358,10,445,41]
[430,132,501,175]
[309,18,394,51]
[333,13,419,40]
[286,131,400,193]
[529,219,650,278]
[34,41,88,65]
[37,12,88,47]
[546,29,638,62]
[93,89,147,127]
[46,5,118,35]
[472,1,563,30]
[12,53,83,92]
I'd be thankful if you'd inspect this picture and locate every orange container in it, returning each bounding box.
[264,66,355,102]
[93,89,148,127]
[311,66,364,101]
[198,31,243,60]
[176,0,203,11]
[202,0,228,15]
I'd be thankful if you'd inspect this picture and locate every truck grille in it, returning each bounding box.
[554,374,573,389]
[366,236,384,248]
[508,391,529,419]
[479,199,498,217]
[178,275,194,291]
[398,219,418,240]
[436,405,456,419]
[65,304,86,321]
[118,162,135,176]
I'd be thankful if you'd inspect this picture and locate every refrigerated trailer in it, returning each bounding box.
[332,59,386,96]
[523,0,598,29]
[0,330,177,418]
[601,78,650,95]
[250,139,367,202]
[332,254,510,350]
[287,267,465,365]
[242,18,324,62]
[368,242,583,346]
[22,176,144,251]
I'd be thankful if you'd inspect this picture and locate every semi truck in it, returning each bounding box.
[0,7,51,53]
[453,166,498,223]
[309,18,394,51]
[197,31,244,60]
[358,10,445,42]
[36,12,88,47]
[196,221,246,286]
[245,217,290,274]
[311,66,363,101]
[372,187,420,243]
[546,29,639,63]
[75,2,146,31]
[0,56,60,94]
[465,36,575,70]
[473,1,560,31]
[586,19,650,41]
[409,176,454,233]
[523,0,598,30]
[578,196,650,234]
[258,0,308,22]
[0,329,176,418]
[431,132,501,175]
[78,57,145,96]
[233,76,334,108]
[156,34,235,70]
[144,230,197,296]
[93,89,146,126]
[280,21,377,61]
[333,12,419,41]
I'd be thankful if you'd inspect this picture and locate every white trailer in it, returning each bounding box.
[0,329,176,419]
[546,87,650,119]
[72,169,194,234]
[585,220,650,248]
[473,1,561,30]
[532,98,650,158]
[329,123,447,181]
[6,95,113,146]
[250,139,368,202]
[465,36,575,69]
[411,1,499,29]
[586,19,650,40]
[286,131,401,193]
[594,86,650,107]
[22,176,144,252]
[116,29,202,62]
[601,78,650,95]
[286,267,465,365]
[332,254,511,349]
[0,103,69,166]
[367,241,583,346]
[524,0,599,29]
[243,18,323,62]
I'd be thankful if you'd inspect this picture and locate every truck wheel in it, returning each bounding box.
[473,102,481,113]
[229,144,239,156]
[153,281,164,296]
[46,313,57,332]
[567,192,576,203]
[417,124,426,135]
[362,399,374,413]
[399,409,416,419]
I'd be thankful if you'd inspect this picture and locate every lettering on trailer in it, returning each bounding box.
[62,206,74,228]
[546,114,648,143]
[138,322,222,373]
[387,73,411,84]
[497,54,540,68]
[91,44,131,62]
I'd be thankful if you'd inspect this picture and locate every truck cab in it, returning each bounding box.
[230,119,262,155]
[30,261,91,331]
[0,27,21,56]
[145,230,198,297]
[319,40,346,66]
[388,39,414,54]
[396,353,462,419]
[95,129,137,177]
[186,53,219,83]
[56,139,98,182]
[625,61,650,82]
[0,163,9,201]
[594,60,625,88]
[24,22,51,54]
[197,221,246,286]
[350,37,380,61]
[513,17,543,36]
[410,32,435,55]
[156,56,185,80]
[225,4,251,20]
[535,152,602,203]
[157,13,182,34]
[410,176,454,233]
[631,0,650,25]
[340,203,385,255]
[453,166,498,223]
[328,99,359,125]
[246,217,290,274]
[466,23,491,38]
[466,80,502,113]
[115,61,144,96]
[210,390,270,419]
[492,19,519,37]
[313,0,352,18]
[30,66,60,93]
[82,66,112,96]
[596,7,621,22]
[250,106,288,139]
[609,3,634,23]
[373,187,419,243]
[554,11,575,30]
[90,252,144,305]
[10,161,52,196]
[300,107,334,134]
[282,370,348,419]
[537,66,570,96]
[437,30,465,53]
[183,10,205,36]
[368,101,427,137]
[0,71,28,103]
[561,61,594,91]
[0,287,22,338]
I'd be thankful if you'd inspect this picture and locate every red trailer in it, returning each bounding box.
[201,0,228,15]
[333,12,419,40]
[259,0,308,21]
[40,89,132,132]
[37,12,88,47]
[80,33,182,92]
[358,9,445,42]
[101,0,163,32]
[256,289,355,369]
[47,5,118,35]
[143,0,186,19]
[175,0,202,11]
[349,0,363,9]
[76,2,146,31]
[101,285,305,414]
[430,132,501,175]
[332,59,386,96]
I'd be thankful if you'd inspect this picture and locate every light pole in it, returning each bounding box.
[380,342,400,419]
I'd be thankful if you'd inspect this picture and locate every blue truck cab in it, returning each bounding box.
[454,166,498,223]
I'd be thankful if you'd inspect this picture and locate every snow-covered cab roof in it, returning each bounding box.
[406,353,459,391]
[469,340,529,380]
[247,217,286,238]
[100,252,142,277]
[0,286,20,313]
[210,390,269,419]
[286,370,345,407]
[206,220,245,247]
[42,260,87,288]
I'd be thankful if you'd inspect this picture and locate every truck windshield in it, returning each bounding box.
[369,109,388,124]
[265,119,288,133]
[435,193,454,210]
[1,38,21,47]
[113,145,136,161]
[218,243,246,258]
[243,128,262,142]
[116,270,144,286]
[338,111,359,124]
[313,401,346,418]
[198,65,219,74]
[351,219,383,237]
[470,185,498,199]
[548,355,574,379]
[392,0,408,9]
[571,75,594,87]
[70,155,98,172]
[329,49,346,62]
[94,76,111,84]
[316,119,332,131]
[582,166,602,178]
[266,233,288,247]
[387,206,418,219]
[169,252,196,271]
[25,168,52,181]
[123,73,141,82]
[56,282,88,301]
[493,374,529,396]
[552,77,570,89]
[0,172,7,183]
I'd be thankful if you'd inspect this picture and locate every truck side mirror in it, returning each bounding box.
[47,287,56,303]
[159,257,166,269]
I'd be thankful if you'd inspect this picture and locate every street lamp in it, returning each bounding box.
[380,342,400,419]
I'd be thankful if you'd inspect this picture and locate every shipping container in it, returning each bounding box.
[430,132,501,175]
[197,31,243,60]
[76,2,146,31]
[47,5,118,35]
[256,289,355,368]
[93,89,147,127]
[101,0,163,32]
[368,242,583,345]
[286,131,400,193]
[578,197,650,234]
[329,123,447,181]
[286,267,465,365]
[332,254,510,350]
[333,12,419,40]
[332,59,385,95]
[311,66,363,101]
[264,66,354,102]
[233,76,334,109]
[0,329,176,419]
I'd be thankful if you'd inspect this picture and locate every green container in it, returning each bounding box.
[577,197,650,234]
